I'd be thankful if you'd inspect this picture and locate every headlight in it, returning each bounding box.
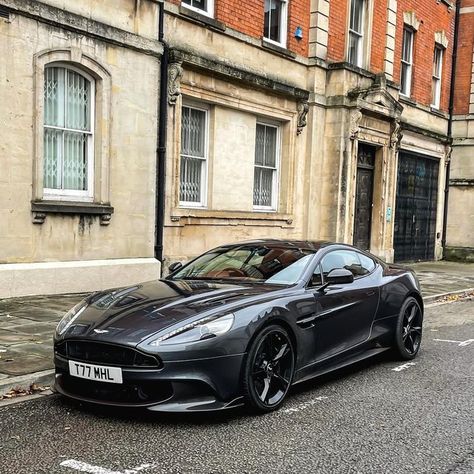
[150,313,234,346]
[56,300,88,336]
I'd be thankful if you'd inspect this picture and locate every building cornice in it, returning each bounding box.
[169,48,310,101]
[0,0,163,57]
[401,121,450,143]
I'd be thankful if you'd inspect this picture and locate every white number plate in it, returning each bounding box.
[68,360,123,384]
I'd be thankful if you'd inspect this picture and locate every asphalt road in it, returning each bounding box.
[0,300,473,474]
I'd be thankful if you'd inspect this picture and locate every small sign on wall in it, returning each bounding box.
[386,207,392,223]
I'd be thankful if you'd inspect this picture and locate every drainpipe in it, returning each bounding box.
[442,0,461,252]
[155,1,168,270]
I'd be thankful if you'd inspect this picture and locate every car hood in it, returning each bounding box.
[59,279,285,347]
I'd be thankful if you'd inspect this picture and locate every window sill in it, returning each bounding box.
[430,106,449,118]
[178,6,225,32]
[31,200,114,225]
[399,96,417,107]
[169,209,294,227]
[261,40,296,59]
[327,62,375,79]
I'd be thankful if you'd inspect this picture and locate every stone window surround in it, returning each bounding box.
[168,81,297,227]
[403,11,420,32]
[32,48,113,224]
[345,0,374,70]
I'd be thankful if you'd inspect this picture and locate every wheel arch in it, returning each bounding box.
[245,317,298,356]
[406,291,424,314]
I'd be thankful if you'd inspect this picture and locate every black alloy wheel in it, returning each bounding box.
[243,325,295,412]
[394,297,423,360]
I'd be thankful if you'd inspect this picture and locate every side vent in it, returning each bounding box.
[0,6,10,20]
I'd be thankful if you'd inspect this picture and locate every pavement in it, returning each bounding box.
[0,298,472,473]
[0,260,472,394]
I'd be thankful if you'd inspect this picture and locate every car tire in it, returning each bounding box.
[393,296,423,360]
[243,324,295,413]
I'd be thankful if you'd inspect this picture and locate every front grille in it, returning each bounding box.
[59,374,173,405]
[55,340,161,368]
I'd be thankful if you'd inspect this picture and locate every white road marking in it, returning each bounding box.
[282,396,328,414]
[60,460,155,474]
[392,362,416,372]
[60,460,121,474]
[124,465,155,474]
[434,338,474,347]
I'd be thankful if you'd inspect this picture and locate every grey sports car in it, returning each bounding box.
[54,240,423,413]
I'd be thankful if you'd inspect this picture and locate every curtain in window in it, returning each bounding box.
[43,66,92,193]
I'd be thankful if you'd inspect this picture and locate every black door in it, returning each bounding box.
[354,144,376,250]
[394,153,439,261]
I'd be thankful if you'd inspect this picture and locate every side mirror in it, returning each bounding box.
[326,268,354,285]
[168,261,183,274]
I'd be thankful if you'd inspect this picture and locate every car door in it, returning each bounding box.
[306,249,380,362]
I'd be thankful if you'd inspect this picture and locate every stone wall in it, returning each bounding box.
[0,0,162,296]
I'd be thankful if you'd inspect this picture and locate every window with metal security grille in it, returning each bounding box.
[264,0,288,47]
[348,0,365,67]
[181,0,214,17]
[43,65,94,200]
[431,46,443,109]
[401,27,414,97]
[254,123,279,210]
[180,105,208,207]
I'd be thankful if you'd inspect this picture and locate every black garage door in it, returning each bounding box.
[394,153,439,262]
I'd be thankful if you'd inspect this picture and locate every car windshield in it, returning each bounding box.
[170,245,315,285]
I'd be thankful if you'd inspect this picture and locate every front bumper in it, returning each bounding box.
[54,352,246,412]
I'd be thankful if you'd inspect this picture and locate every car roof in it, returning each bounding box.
[219,239,334,252]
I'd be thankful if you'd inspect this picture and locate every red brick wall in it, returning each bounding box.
[287,0,310,56]
[326,0,455,112]
[453,1,474,114]
[171,0,309,56]
[370,0,388,73]
[216,0,264,39]
[327,0,349,62]
[393,0,454,112]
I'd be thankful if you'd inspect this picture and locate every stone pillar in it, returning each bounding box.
[384,0,397,80]
[309,0,330,60]
[471,48,474,114]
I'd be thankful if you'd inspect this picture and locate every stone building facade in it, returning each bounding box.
[0,0,162,297]
[161,0,457,267]
[0,0,468,297]
[446,0,474,261]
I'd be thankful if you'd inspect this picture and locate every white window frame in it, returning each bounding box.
[43,63,95,202]
[431,45,444,109]
[181,0,214,18]
[400,26,414,97]
[347,0,366,67]
[263,0,288,48]
[179,103,209,209]
[253,121,281,212]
